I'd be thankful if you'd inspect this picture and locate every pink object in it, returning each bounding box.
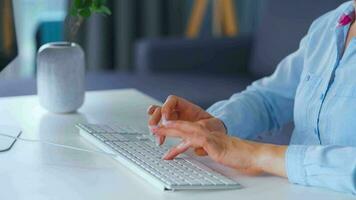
[338,13,354,27]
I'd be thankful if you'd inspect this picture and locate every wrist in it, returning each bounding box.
[254,143,287,177]
[225,138,265,175]
[253,143,270,172]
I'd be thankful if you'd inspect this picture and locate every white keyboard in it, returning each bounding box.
[77,123,242,191]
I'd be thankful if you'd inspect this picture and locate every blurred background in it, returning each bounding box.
[0,0,347,112]
[2,0,262,78]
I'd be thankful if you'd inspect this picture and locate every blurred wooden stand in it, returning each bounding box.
[1,0,15,55]
[186,0,239,38]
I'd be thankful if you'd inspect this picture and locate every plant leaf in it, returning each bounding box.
[70,0,111,18]
[74,0,83,9]
[92,0,102,8]
[97,6,111,15]
[78,8,91,18]
[83,0,92,8]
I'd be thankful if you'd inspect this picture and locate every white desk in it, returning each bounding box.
[0,89,353,200]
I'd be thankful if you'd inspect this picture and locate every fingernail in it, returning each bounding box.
[149,129,155,135]
[147,105,153,113]
[155,136,161,146]
[149,125,159,132]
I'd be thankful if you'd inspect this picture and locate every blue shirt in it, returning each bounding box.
[207,1,356,195]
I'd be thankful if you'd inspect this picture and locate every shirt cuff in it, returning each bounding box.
[286,145,309,186]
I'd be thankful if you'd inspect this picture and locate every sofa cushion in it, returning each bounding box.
[135,36,252,74]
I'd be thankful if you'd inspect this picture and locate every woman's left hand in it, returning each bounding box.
[151,120,265,175]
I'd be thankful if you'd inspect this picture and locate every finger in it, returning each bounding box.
[161,95,196,120]
[148,107,162,127]
[158,135,166,146]
[163,141,190,160]
[156,121,205,147]
[163,120,202,133]
[194,147,208,156]
[147,105,160,115]
[161,95,207,121]
[161,95,180,120]
[153,127,189,138]
[154,134,166,146]
[162,121,209,147]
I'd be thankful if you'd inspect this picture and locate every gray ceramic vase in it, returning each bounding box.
[37,42,85,113]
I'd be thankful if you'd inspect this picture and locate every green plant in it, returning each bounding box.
[67,0,111,40]
[70,0,111,18]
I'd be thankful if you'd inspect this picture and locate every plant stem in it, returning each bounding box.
[65,16,84,42]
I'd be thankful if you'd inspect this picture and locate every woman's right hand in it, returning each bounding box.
[147,95,226,148]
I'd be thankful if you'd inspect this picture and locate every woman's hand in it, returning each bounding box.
[149,96,288,177]
[147,95,226,146]
[152,120,266,175]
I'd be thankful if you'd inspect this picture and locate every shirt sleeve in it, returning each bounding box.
[207,34,309,139]
[286,145,356,194]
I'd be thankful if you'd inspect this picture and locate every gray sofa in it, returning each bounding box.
[134,0,346,108]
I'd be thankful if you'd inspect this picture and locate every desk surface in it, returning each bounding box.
[0,89,353,200]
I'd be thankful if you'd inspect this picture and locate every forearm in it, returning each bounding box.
[226,139,356,194]
[222,136,287,177]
